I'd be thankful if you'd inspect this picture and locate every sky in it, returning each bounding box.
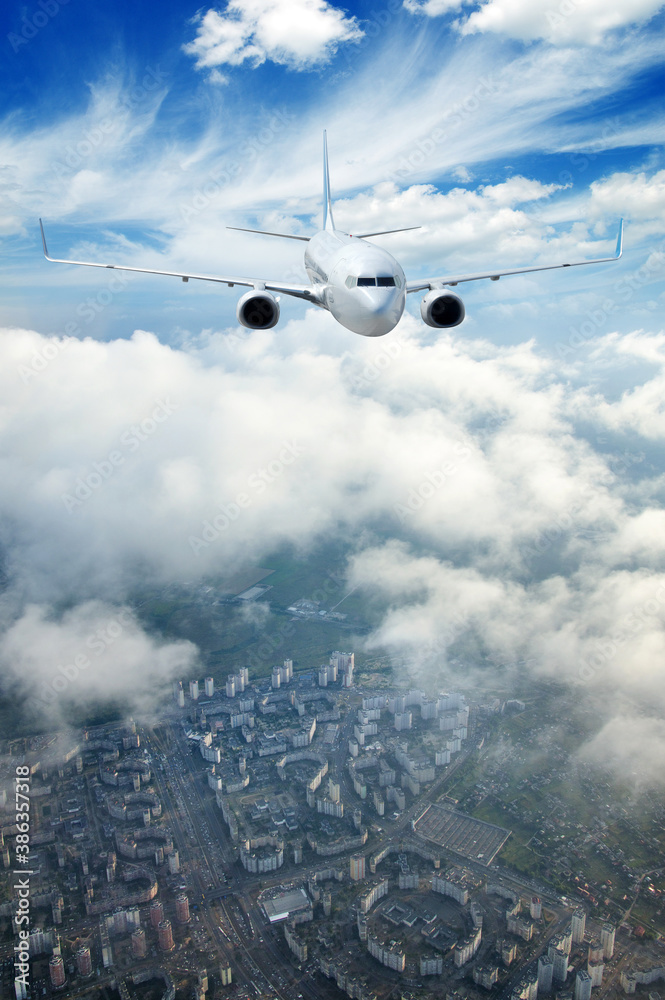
[0,0,664,786]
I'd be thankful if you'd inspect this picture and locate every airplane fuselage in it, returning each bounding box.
[304,230,406,337]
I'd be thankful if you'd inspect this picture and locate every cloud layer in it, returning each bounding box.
[1,316,664,782]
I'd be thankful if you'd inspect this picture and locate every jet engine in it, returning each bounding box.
[236,291,280,329]
[420,290,465,328]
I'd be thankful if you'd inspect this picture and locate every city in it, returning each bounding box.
[2,580,665,1000]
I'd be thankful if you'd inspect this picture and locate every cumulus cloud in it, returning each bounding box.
[183,0,363,74]
[404,0,665,46]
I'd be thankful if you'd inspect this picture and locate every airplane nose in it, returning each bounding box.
[362,289,404,335]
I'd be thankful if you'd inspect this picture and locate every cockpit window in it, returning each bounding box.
[345,275,357,288]
[355,276,398,287]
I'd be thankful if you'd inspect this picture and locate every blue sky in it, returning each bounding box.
[1,0,665,781]
[1,0,663,343]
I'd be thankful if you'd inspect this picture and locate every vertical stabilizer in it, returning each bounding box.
[323,130,335,232]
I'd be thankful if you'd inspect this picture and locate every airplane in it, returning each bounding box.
[39,132,623,338]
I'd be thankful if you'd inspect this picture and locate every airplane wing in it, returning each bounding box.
[39,220,319,303]
[406,220,623,293]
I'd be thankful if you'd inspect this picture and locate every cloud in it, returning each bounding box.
[183,0,363,74]
[404,0,665,46]
[1,272,664,778]
[0,602,198,725]
[579,714,665,791]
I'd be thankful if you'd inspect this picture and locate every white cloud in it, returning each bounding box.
[183,0,363,74]
[589,170,665,235]
[579,715,665,791]
[403,0,665,46]
[1,317,665,779]
[0,602,198,724]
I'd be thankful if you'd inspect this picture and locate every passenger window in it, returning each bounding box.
[377,277,395,287]
[358,277,376,286]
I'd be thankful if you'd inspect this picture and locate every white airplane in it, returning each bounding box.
[40,133,623,338]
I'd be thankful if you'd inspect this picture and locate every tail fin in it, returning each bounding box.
[323,130,335,232]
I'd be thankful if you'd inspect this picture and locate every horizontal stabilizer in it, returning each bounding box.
[353,226,422,238]
[227,226,310,242]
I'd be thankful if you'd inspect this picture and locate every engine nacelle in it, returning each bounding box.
[236,291,280,330]
[420,290,465,329]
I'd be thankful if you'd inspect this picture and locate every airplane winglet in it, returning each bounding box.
[39,218,51,260]
[615,218,624,259]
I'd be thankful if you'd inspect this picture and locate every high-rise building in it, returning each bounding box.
[574,970,592,1000]
[571,908,586,944]
[113,908,127,935]
[601,924,615,960]
[587,961,604,987]
[530,896,542,920]
[552,948,568,982]
[538,954,554,992]
[189,679,199,701]
[168,850,180,874]
[331,651,354,687]
[205,676,214,697]
[132,928,147,958]
[49,956,66,989]
[75,946,92,977]
[158,919,174,952]
[394,711,412,731]
[150,900,164,928]
[350,855,366,880]
[220,965,232,986]
[175,893,190,923]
